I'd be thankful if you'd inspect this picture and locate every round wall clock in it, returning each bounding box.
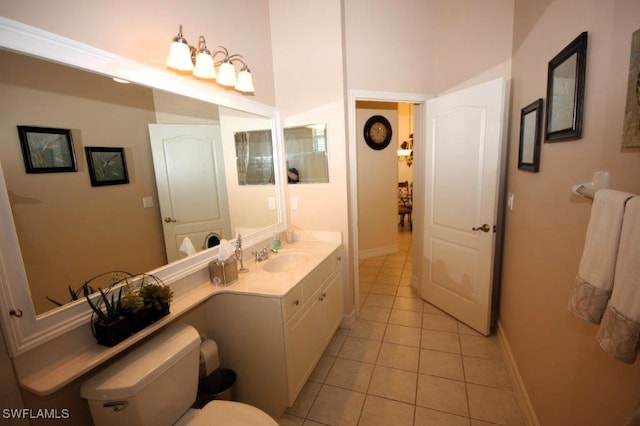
[363,115,392,150]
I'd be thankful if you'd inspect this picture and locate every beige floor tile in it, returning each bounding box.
[395,286,419,298]
[423,313,458,333]
[364,294,396,309]
[463,356,512,390]
[394,296,425,312]
[309,355,335,383]
[416,374,469,417]
[287,381,322,418]
[368,366,417,404]
[277,413,305,425]
[423,302,447,315]
[421,330,461,354]
[371,284,399,295]
[469,420,496,426]
[339,336,382,364]
[359,305,392,323]
[358,395,415,426]
[457,322,483,336]
[360,257,384,267]
[324,333,346,356]
[389,309,422,328]
[377,342,419,372]
[419,349,464,381]
[459,335,502,360]
[375,275,401,286]
[350,319,387,341]
[384,324,422,347]
[398,276,413,286]
[302,421,327,426]
[466,383,524,425]
[307,385,366,426]
[325,358,374,393]
[380,267,404,278]
[414,407,471,426]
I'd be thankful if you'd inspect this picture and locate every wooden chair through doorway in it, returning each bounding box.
[398,181,412,231]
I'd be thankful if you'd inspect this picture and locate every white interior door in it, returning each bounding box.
[148,124,231,262]
[422,78,507,335]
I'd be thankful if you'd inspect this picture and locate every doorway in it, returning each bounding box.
[348,91,429,313]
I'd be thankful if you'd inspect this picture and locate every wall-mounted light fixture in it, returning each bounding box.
[398,134,413,167]
[166,25,254,93]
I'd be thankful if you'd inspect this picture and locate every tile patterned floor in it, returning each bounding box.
[278,230,525,426]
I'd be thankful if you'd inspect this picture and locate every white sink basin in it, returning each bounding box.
[262,253,309,273]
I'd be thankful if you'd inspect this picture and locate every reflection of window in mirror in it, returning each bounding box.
[234,130,274,185]
[283,124,329,184]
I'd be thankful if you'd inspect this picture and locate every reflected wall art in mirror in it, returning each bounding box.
[0,16,285,356]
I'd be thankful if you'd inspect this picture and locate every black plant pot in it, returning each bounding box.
[150,302,170,322]
[126,306,154,333]
[93,316,130,347]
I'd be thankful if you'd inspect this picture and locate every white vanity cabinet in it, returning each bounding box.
[205,246,343,418]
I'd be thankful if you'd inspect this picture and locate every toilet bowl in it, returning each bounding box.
[81,323,277,425]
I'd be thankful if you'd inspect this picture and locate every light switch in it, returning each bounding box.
[143,196,154,208]
[291,196,299,210]
[268,196,276,210]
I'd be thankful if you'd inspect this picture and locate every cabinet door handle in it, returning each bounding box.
[319,292,327,301]
[293,299,299,306]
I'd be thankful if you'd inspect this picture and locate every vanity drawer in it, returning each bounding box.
[282,285,303,322]
[301,255,335,303]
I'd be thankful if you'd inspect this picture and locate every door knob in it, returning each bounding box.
[472,224,491,232]
[164,217,177,223]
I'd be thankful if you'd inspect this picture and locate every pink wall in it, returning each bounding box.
[502,0,640,424]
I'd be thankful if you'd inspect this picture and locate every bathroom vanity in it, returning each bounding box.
[205,240,343,418]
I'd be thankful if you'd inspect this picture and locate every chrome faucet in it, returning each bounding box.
[236,234,249,273]
[253,247,270,262]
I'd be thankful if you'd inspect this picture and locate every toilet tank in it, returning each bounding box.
[81,323,201,426]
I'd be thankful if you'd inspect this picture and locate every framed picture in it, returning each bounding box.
[545,31,588,142]
[17,126,77,173]
[518,99,543,172]
[85,147,129,187]
[622,28,640,148]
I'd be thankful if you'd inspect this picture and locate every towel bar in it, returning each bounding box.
[572,170,610,199]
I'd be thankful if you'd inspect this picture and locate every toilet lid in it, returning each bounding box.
[190,401,278,426]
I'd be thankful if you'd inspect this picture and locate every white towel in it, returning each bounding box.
[568,189,634,323]
[597,196,640,363]
[179,237,197,257]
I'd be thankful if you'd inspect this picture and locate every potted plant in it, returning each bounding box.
[120,284,152,333]
[83,285,130,347]
[139,275,173,322]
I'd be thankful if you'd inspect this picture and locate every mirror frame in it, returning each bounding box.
[0,16,287,356]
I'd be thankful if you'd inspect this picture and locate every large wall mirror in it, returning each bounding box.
[0,17,285,355]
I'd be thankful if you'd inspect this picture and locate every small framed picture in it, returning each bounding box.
[518,99,543,172]
[85,147,129,187]
[545,31,588,142]
[17,126,77,173]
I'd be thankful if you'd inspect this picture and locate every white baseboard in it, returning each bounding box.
[496,321,540,426]
[341,308,356,329]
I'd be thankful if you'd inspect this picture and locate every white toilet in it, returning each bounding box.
[81,322,277,426]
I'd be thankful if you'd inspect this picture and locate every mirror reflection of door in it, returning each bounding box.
[149,124,231,262]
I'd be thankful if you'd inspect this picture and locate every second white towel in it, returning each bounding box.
[568,189,634,323]
[597,196,640,363]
